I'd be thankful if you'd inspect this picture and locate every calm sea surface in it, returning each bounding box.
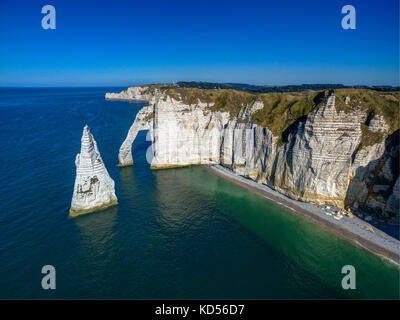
[0,88,398,299]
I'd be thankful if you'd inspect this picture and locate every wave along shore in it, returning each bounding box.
[208,164,400,266]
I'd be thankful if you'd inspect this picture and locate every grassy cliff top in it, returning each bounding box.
[334,88,399,148]
[140,84,399,146]
[140,81,399,93]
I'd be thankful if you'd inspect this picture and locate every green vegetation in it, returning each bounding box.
[137,83,399,147]
[140,81,400,94]
[175,81,399,93]
[209,90,256,116]
[144,112,154,121]
[157,86,257,118]
[155,86,326,145]
[251,91,326,145]
[359,124,385,148]
[335,88,399,148]
[175,81,349,93]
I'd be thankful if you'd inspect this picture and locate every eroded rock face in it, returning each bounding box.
[273,94,364,206]
[119,105,154,166]
[115,88,231,168]
[110,86,398,221]
[150,99,230,169]
[345,130,399,222]
[105,86,151,100]
[70,125,118,217]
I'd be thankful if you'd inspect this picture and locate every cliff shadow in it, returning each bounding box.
[281,115,307,145]
[345,129,399,237]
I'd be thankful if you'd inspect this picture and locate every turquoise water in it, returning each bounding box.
[0,88,398,299]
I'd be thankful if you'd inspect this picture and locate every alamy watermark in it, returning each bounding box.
[341,5,356,30]
[341,265,356,290]
[41,265,56,290]
[41,5,56,30]
[40,4,355,31]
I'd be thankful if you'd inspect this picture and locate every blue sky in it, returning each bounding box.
[0,0,398,86]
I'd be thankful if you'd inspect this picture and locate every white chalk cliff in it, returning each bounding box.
[106,86,399,222]
[105,86,151,101]
[70,125,118,216]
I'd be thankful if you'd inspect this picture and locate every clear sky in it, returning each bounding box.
[0,0,398,86]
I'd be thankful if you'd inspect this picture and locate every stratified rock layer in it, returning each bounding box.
[70,125,118,217]
[108,86,399,222]
[106,86,151,101]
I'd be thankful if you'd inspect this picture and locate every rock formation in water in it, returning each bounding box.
[70,125,118,217]
[119,104,154,167]
[106,86,399,223]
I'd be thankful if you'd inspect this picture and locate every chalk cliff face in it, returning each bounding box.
[70,125,118,217]
[119,104,154,166]
[105,86,151,101]
[107,87,399,222]
[269,94,364,206]
[345,130,399,222]
[115,87,231,168]
[150,99,230,169]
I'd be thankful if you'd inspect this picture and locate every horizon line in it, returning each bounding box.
[0,82,399,89]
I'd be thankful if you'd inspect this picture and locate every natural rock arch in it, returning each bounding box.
[118,105,154,167]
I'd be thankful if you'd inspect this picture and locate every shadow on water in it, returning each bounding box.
[62,207,120,298]
[74,206,118,249]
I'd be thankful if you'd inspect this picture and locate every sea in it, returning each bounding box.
[0,87,398,299]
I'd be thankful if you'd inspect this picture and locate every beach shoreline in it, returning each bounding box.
[207,164,400,267]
